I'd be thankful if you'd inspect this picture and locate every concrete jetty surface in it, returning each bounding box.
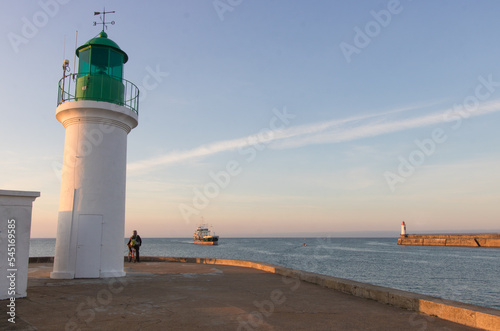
[1,259,496,330]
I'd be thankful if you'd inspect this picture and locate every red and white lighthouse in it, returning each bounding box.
[401,221,406,236]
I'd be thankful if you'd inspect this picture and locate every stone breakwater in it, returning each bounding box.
[398,234,500,248]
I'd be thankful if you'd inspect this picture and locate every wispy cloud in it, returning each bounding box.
[272,100,500,149]
[128,100,500,174]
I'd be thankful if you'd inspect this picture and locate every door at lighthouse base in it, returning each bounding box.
[75,215,103,278]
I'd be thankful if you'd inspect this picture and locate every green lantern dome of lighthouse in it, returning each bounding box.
[76,31,128,63]
[57,26,139,114]
[73,31,130,106]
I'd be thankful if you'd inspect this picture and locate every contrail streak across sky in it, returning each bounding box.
[128,99,500,174]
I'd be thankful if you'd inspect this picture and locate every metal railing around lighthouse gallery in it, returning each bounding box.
[57,73,140,114]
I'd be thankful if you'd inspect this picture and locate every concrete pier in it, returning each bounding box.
[1,257,499,330]
[398,234,500,248]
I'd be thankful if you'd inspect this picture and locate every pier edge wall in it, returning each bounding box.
[398,234,500,247]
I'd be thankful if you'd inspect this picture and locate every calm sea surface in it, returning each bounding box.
[29,237,500,310]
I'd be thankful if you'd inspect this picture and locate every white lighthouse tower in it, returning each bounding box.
[51,20,139,279]
[401,221,406,237]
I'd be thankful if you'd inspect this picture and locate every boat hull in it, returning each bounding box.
[193,241,218,246]
[194,235,219,245]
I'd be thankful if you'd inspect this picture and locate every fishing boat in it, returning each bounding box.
[193,224,219,245]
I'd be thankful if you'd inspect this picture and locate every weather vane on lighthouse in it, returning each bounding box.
[93,8,115,31]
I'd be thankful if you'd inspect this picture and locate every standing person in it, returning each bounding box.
[127,230,142,262]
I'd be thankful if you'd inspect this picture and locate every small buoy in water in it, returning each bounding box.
[302,243,307,247]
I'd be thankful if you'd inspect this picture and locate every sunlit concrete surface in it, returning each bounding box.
[0,260,486,331]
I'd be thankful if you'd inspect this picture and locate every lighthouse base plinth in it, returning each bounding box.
[49,271,75,280]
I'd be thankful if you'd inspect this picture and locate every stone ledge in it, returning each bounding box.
[29,256,54,263]
[0,190,40,198]
[398,234,500,248]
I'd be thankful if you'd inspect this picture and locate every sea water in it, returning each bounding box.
[29,237,500,310]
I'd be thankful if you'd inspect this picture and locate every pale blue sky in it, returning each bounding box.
[1,0,499,237]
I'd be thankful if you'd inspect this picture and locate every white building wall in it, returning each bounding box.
[0,190,40,299]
